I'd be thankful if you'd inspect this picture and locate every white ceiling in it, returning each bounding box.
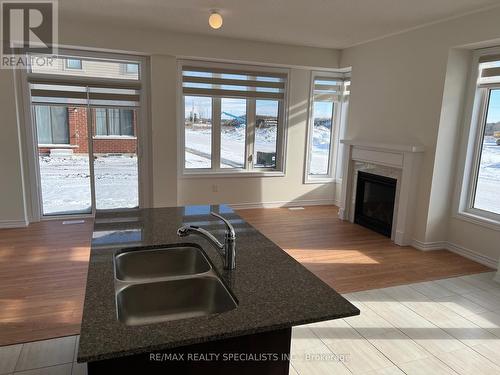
[60,0,500,49]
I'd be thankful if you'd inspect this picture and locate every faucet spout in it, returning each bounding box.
[177,225,224,251]
[177,212,236,270]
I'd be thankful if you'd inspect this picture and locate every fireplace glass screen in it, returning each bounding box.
[354,171,397,237]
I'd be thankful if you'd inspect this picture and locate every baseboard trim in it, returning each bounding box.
[412,239,497,269]
[494,272,500,283]
[0,219,28,229]
[411,239,448,251]
[230,199,337,210]
[446,242,498,269]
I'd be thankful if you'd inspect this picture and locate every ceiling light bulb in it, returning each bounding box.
[209,11,223,29]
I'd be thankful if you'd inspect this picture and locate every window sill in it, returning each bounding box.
[455,210,500,232]
[38,144,78,148]
[181,170,285,178]
[93,136,137,140]
[304,176,336,184]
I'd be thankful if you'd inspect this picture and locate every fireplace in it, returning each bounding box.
[338,140,424,245]
[354,171,397,237]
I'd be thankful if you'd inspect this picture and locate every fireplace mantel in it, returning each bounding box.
[339,139,424,246]
[340,139,426,153]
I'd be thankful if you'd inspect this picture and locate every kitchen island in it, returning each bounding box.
[78,205,359,374]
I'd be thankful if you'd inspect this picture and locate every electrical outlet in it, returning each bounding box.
[212,184,218,192]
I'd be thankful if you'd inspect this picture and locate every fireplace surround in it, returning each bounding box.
[339,140,424,245]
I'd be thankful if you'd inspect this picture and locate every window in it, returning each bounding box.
[125,63,139,74]
[221,98,246,168]
[65,58,82,69]
[184,96,212,168]
[181,62,288,174]
[305,73,350,182]
[474,88,500,214]
[94,108,135,137]
[32,55,139,80]
[255,100,279,168]
[34,105,69,144]
[463,54,500,219]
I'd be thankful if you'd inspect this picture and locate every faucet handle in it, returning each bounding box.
[210,212,236,239]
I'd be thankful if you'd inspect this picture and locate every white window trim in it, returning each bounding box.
[18,48,152,221]
[38,143,78,148]
[453,46,500,231]
[177,60,289,178]
[304,70,348,184]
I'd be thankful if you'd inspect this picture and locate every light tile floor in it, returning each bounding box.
[1,272,499,375]
[291,272,500,375]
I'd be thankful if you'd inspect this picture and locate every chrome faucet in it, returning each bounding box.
[177,212,236,270]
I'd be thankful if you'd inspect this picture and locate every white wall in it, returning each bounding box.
[59,16,341,70]
[0,69,28,227]
[426,49,471,243]
[340,7,500,264]
[149,55,178,207]
[0,16,341,226]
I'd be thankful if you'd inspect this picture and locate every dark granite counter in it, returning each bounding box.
[78,205,359,363]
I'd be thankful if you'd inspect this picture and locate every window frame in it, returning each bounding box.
[455,47,500,230]
[178,60,289,178]
[304,71,348,184]
[93,107,136,138]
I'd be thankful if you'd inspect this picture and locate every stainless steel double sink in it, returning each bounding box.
[113,244,237,326]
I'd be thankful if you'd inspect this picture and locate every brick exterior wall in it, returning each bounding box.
[69,107,89,153]
[93,138,137,154]
[38,107,137,155]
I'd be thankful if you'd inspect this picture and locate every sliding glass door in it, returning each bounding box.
[91,107,139,210]
[34,104,93,215]
[28,53,143,217]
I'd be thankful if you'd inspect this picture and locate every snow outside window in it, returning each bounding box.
[28,52,143,217]
[305,73,350,182]
[254,100,279,168]
[181,62,288,174]
[185,95,212,169]
[472,87,500,215]
[459,53,500,223]
[309,99,334,176]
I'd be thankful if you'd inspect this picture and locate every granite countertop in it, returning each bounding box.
[78,205,359,362]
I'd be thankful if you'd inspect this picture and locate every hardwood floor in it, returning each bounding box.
[0,205,491,346]
[0,220,92,346]
[237,206,492,293]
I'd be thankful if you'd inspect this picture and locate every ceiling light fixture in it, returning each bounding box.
[209,11,223,29]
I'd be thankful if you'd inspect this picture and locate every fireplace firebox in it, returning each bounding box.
[354,171,397,237]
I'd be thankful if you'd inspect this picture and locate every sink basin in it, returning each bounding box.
[116,276,237,326]
[114,245,211,281]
